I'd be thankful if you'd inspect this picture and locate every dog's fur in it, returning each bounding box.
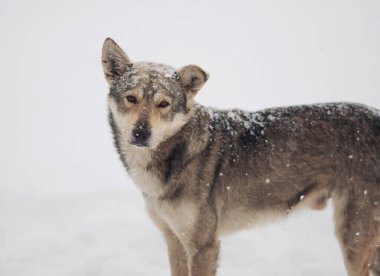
[102,38,380,276]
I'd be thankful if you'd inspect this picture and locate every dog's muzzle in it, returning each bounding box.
[131,126,151,147]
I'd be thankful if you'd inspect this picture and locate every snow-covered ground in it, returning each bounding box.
[2,186,346,276]
[1,0,380,275]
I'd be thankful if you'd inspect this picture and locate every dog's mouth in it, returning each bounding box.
[130,140,149,147]
[129,136,163,150]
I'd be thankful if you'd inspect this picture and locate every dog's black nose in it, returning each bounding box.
[132,127,151,146]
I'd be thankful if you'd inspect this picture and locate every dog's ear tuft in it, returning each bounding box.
[102,38,132,84]
[178,65,209,95]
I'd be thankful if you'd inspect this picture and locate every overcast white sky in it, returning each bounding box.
[1,0,380,275]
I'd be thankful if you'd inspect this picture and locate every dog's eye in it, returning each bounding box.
[158,101,170,108]
[126,95,137,104]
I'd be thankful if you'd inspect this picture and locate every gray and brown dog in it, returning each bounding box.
[101,38,380,276]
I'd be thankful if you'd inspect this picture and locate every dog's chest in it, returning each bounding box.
[123,147,165,197]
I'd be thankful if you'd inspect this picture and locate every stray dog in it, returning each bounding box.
[101,37,380,276]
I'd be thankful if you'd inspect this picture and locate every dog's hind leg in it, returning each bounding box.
[369,184,380,275]
[371,248,380,276]
[370,221,380,275]
[333,190,378,276]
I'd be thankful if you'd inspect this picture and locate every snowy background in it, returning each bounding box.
[1,0,380,275]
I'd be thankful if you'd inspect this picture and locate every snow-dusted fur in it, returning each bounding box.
[102,38,380,276]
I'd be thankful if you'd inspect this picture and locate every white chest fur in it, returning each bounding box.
[120,142,197,242]
[122,145,165,198]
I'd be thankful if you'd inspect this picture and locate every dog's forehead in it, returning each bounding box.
[112,62,181,97]
[135,62,177,78]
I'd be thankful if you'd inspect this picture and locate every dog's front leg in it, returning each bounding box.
[184,210,220,276]
[147,208,188,276]
[187,239,220,276]
[163,229,189,276]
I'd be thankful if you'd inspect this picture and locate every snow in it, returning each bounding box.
[203,106,275,131]
[1,189,346,276]
[114,62,177,93]
[137,62,177,79]
[1,0,380,275]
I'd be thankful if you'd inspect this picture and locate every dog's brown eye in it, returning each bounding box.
[158,101,170,108]
[126,95,137,104]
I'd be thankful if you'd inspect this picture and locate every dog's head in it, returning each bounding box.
[102,38,208,149]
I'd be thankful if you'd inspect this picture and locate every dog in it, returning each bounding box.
[101,37,380,276]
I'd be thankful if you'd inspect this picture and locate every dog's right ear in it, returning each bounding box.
[101,38,132,84]
[177,65,209,96]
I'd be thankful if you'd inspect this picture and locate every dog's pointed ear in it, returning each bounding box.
[102,38,132,84]
[177,65,209,96]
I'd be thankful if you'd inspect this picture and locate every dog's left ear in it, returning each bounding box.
[102,38,132,84]
[177,65,209,97]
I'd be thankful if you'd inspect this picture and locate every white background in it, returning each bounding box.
[1,0,380,275]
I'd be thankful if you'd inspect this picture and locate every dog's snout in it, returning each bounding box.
[132,126,151,146]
